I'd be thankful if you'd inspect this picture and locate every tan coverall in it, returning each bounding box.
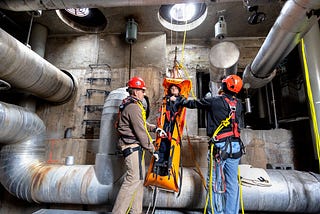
[112,98,155,214]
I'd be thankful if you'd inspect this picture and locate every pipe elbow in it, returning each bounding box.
[243,64,277,89]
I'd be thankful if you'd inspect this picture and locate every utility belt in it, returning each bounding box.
[208,137,245,160]
[122,146,142,158]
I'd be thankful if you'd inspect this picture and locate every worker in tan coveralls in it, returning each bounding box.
[112,76,166,214]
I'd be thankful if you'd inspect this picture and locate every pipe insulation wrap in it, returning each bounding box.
[0,101,46,200]
[0,92,320,213]
[142,168,320,213]
[95,87,128,185]
[0,101,116,204]
[0,28,76,103]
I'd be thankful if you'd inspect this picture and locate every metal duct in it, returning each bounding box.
[1,92,320,212]
[0,101,116,204]
[142,168,320,213]
[0,28,76,104]
[29,23,48,58]
[0,0,206,11]
[209,41,240,82]
[243,0,320,89]
[95,87,128,185]
[242,170,320,213]
[299,23,320,161]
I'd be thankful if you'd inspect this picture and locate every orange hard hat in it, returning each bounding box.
[127,76,146,89]
[222,75,243,93]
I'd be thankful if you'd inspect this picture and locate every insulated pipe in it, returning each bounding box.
[1,93,320,212]
[0,28,76,104]
[19,23,48,112]
[29,23,48,58]
[243,0,320,89]
[95,87,128,185]
[299,23,320,161]
[241,170,320,213]
[0,0,206,11]
[209,41,240,82]
[142,168,320,213]
[0,102,116,204]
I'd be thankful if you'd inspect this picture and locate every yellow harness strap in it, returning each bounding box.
[137,101,153,143]
[212,115,232,139]
[204,112,238,214]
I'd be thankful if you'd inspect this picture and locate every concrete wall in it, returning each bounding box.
[35,33,166,165]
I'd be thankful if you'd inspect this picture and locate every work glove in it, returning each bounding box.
[155,127,167,138]
[153,151,159,161]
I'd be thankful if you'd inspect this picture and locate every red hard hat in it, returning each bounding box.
[222,75,243,93]
[127,76,146,89]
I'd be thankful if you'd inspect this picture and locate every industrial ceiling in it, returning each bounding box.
[0,0,285,41]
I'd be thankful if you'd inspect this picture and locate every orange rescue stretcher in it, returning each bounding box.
[144,77,192,192]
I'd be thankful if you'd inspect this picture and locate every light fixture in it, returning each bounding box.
[65,8,89,17]
[170,3,196,22]
[215,15,227,39]
[158,3,207,32]
[56,8,107,33]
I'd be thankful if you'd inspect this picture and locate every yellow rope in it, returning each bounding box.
[212,115,232,138]
[126,188,138,214]
[179,20,196,99]
[204,143,214,214]
[301,39,320,171]
[137,101,153,143]
[238,167,245,214]
[204,113,233,213]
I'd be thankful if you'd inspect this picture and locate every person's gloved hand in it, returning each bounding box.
[153,151,159,161]
[155,127,167,137]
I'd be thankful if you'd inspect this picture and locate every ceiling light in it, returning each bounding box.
[170,3,196,22]
[65,8,89,17]
[158,3,207,32]
[56,8,107,33]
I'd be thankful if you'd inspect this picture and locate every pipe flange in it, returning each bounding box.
[242,64,277,89]
[0,79,11,91]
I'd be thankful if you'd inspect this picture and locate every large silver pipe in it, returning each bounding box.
[243,0,320,89]
[0,28,76,104]
[209,41,240,82]
[1,96,320,212]
[29,23,48,58]
[299,23,320,160]
[95,87,128,185]
[242,170,320,213]
[0,0,206,11]
[0,101,116,204]
[143,168,320,213]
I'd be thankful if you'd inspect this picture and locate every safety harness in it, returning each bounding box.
[212,97,240,141]
[116,96,153,214]
[204,95,245,214]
